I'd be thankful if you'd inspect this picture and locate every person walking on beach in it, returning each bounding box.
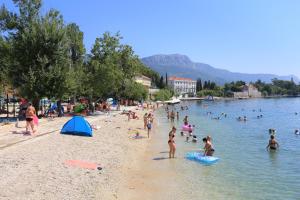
[143,113,148,129]
[146,114,152,138]
[25,103,36,135]
[168,126,176,158]
[176,112,179,121]
[266,135,279,151]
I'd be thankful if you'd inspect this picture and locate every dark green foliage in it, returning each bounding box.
[196,78,202,91]
[155,89,173,101]
[254,79,300,96]
[88,32,155,100]
[197,89,223,97]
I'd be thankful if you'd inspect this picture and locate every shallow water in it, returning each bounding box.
[154,98,300,200]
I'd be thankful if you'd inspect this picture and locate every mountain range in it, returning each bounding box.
[141,54,299,85]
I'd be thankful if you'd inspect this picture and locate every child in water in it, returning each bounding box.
[266,135,279,150]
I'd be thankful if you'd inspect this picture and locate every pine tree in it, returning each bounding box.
[165,73,168,86]
[204,81,208,89]
[159,76,165,88]
[196,78,202,92]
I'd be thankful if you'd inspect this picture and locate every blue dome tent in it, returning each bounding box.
[61,116,93,137]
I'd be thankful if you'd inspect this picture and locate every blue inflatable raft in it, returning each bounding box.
[186,152,219,165]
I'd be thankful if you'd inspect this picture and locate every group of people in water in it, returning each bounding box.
[163,104,295,158]
[165,106,215,159]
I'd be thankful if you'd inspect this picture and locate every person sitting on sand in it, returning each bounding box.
[25,103,36,135]
[203,137,215,156]
[132,112,139,119]
[168,126,176,158]
[127,111,131,121]
[266,135,279,151]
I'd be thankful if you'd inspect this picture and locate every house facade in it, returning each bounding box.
[233,84,262,98]
[135,75,152,90]
[168,76,197,96]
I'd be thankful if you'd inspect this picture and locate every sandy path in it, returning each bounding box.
[0,109,151,200]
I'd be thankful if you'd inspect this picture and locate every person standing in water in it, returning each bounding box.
[203,136,215,156]
[183,115,189,125]
[266,135,279,150]
[25,103,36,135]
[170,110,175,122]
[168,126,176,158]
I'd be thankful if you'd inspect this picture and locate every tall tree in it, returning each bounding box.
[203,81,208,89]
[159,75,165,88]
[165,73,168,86]
[196,78,202,91]
[0,0,72,109]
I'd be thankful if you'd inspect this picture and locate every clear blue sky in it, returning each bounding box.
[3,0,300,77]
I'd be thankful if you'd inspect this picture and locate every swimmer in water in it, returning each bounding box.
[266,135,279,151]
[295,129,300,135]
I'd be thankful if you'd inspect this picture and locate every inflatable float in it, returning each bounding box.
[182,124,193,132]
[186,152,219,165]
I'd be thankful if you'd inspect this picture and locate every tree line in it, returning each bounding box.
[196,78,300,97]
[0,0,161,109]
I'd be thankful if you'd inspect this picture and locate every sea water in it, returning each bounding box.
[153,98,300,200]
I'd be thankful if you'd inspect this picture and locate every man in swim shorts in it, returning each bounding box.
[266,135,279,150]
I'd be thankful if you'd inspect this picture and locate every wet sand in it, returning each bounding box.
[119,117,185,200]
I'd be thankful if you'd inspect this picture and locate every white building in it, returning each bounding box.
[168,76,197,96]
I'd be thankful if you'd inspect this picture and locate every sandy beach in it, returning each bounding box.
[0,107,155,200]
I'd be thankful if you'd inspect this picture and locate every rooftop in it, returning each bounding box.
[168,76,195,82]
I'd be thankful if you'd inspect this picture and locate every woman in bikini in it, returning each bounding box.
[25,103,36,135]
[168,126,177,158]
[203,136,215,156]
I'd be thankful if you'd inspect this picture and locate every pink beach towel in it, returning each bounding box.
[33,115,39,125]
[64,160,99,170]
